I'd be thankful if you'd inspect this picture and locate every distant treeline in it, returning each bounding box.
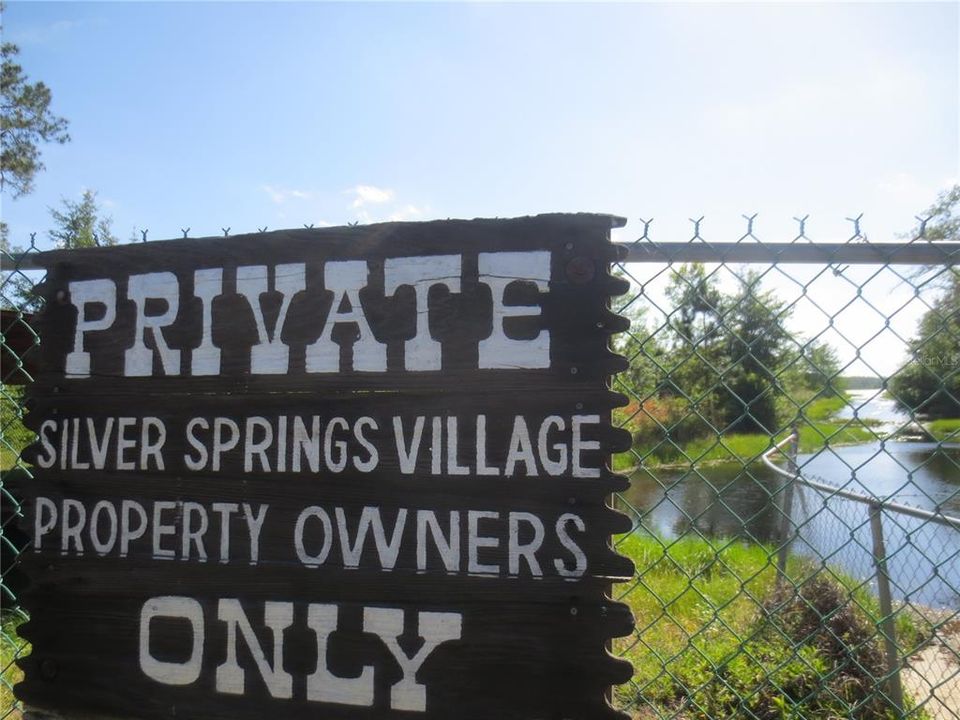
[840,376,884,390]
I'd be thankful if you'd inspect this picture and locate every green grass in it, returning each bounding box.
[925,418,960,442]
[0,449,19,472]
[1,385,32,714]
[613,533,930,719]
[1,385,32,471]
[615,393,880,470]
[1,611,27,716]
[803,394,848,421]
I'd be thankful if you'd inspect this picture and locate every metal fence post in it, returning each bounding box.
[868,502,905,715]
[776,426,799,584]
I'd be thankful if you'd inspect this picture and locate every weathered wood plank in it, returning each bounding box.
[16,401,632,480]
[17,594,632,720]
[29,216,629,385]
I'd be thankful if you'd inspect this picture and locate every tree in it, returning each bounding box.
[913,184,960,243]
[795,341,842,397]
[665,263,723,349]
[614,299,667,397]
[718,271,793,433]
[2,191,116,311]
[1,39,70,198]
[889,270,960,418]
[888,186,960,419]
[48,189,118,249]
[1,14,71,287]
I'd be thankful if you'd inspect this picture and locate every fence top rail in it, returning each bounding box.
[622,241,960,265]
[4,241,959,271]
[762,435,960,530]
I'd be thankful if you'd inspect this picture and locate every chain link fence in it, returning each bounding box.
[1,234,42,719]
[2,222,959,719]
[611,220,959,720]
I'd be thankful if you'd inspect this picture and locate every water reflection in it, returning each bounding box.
[622,440,960,608]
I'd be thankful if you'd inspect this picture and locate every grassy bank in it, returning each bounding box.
[614,533,929,719]
[614,394,879,472]
[926,418,960,442]
[1,385,31,471]
[1,612,27,715]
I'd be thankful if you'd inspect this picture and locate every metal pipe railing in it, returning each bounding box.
[762,432,960,715]
[762,433,960,530]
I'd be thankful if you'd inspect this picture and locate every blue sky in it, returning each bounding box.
[2,1,958,375]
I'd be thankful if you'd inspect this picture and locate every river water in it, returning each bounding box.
[622,390,960,608]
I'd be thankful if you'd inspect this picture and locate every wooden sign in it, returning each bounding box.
[13,214,635,720]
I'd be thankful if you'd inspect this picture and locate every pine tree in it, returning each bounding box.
[1,38,70,198]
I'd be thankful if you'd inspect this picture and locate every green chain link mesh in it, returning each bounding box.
[2,234,43,718]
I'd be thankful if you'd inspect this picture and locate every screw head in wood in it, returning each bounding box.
[565,256,595,284]
[39,658,57,680]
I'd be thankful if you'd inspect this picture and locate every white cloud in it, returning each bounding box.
[388,204,424,222]
[354,203,427,225]
[263,183,427,227]
[349,185,394,209]
[262,185,316,204]
[11,19,84,47]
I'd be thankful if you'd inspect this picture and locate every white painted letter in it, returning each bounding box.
[306,261,386,373]
[363,608,462,711]
[307,604,374,706]
[467,510,499,575]
[125,272,181,376]
[242,503,268,565]
[37,420,57,468]
[216,599,294,698]
[120,500,147,557]
[538,415,567,476]
[141,417,166,471]
[294,506,333,568]
[192,268,223,375]
[244,416,273,472]
[212,418,240,472]
[139,596,204,685]
[394,416,425,474]
[66,279,116,377]
[416,510,460,572]
[336,506,407,570]
[478,251,550,369]
[152,501,177,559]
[184,417,209,471]
[89,500,118,555]
[33,497,57,550]
[508,511,545,576]
[236,264,305,375]
[384,255,461,371]
[572,415,600,478]
[554,513,588,578]
[61,498,85,554]
[212,502,239,563]
[504,416,538,477]
[181,502,208,562]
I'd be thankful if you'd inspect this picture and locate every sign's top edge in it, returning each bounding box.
[33,212,628,265]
